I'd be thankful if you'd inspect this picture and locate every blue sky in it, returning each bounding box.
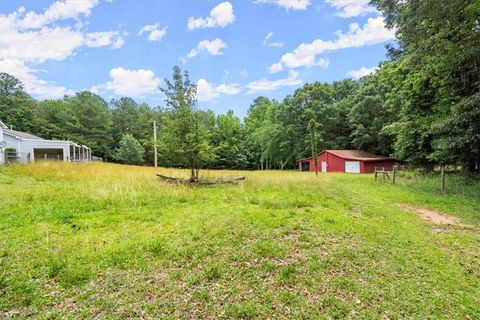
[0,0,395,117]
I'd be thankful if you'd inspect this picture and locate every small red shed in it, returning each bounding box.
[297,150,395,174]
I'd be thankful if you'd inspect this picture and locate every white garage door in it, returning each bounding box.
[345,161,360,173]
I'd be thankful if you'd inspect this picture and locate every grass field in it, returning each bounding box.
[0,162,479,319]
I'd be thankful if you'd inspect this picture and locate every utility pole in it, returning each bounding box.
[153,120,158,168]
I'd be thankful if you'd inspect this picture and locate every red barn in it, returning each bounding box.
[297,150,395,174]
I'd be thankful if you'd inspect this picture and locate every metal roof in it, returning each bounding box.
[297,150,393,162]
[325,150,392,161]
[3,128,45,140]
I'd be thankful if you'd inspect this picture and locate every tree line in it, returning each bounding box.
[0,0,479,175]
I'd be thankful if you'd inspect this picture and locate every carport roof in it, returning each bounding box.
[3,128,45,140]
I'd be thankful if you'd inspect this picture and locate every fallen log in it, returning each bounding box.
[156,174,245,185]
[156,174,191,184]
[197,176,246,185]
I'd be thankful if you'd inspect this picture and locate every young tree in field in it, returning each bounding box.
[159,66,215,181]
[115,134,145,165]
[308,119,321,176]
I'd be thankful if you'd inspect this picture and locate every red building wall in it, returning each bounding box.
[323,152,346,172]
[298,152,348,172]
[298,152,395,173]
[362,160,395,173]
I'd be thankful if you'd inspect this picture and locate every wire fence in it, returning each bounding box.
[3,152,100,164]
[5,152,32,164]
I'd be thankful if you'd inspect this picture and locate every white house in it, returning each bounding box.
[0,120,91,164]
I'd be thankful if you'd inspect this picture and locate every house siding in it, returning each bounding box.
[0,122,93,165]
[2,134,71,163]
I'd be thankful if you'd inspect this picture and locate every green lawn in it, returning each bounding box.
[0,162,479,319]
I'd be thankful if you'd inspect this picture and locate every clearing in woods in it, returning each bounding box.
[0,162,479,319]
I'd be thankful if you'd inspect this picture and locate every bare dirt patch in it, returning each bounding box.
[395,204,472,228]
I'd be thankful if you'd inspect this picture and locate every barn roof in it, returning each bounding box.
[3,128,45,140]
[325,150,392,161]
[297,150,393,162]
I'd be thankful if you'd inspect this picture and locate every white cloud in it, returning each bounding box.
[14,0,98,29]
[239,69,249,78]
[1,26,85,63]
[270,17,395,72]
[112,37,125,49]
[0,59,73,98]
[0,1,125,98]
[255,0,310,10]
[263,32,273,44]
[187,39,227,58]
[138,24,158,34]
[326,0,377,18]
[89,85,100,95]
[138,23,167,41]
[268,58,329,73]
[85,31,124,48]
[268,62,284,73]
[216,83,240,95]
[263,32,284,48]
[148,28,167,41]
[105,67,161,96]
[188,2,235,30]
[196,79,240,101]
[246,70,302,93]
[347,66,378,79]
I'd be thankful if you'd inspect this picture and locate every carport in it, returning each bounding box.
[33,148,64,161]
[0,120,92,164]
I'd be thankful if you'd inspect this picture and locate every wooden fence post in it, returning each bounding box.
[440,164,445,192]
[392,166,396,184]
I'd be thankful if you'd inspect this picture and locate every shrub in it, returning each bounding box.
[114,134,145,165]
[5,147,17,163]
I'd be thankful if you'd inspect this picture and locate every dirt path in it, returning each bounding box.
[395,204,473,228]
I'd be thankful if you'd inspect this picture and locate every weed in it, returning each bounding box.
[148,240,166,256]
[278,265,296,284]
[252,240,286,258]
[192,288,211,301]
[46,258,66,279]
[278,291,300,305]
[203,264,222,281]
[228,302,259,319]
[0,270,7,290]
[59,266,91,288]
